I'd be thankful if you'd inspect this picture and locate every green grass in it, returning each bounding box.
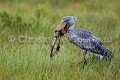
[0,0,120,80]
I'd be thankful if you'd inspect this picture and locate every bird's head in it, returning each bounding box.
[62,16,77,26]
[55,16,77,34]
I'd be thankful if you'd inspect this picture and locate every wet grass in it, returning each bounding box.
[0,0,120,80]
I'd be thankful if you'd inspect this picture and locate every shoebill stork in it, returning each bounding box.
[55,16,113,63]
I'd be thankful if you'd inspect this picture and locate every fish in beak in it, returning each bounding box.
[55,20,68,35]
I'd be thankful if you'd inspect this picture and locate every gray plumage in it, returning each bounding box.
[62,16,113,63]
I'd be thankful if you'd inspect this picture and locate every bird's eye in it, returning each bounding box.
[73,17,77,20]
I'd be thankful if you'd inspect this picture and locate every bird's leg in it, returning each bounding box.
[81,49,87,64]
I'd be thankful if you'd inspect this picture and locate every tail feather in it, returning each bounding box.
[96,44,113,60]
[102,47,114,60]
[102,46,113,60]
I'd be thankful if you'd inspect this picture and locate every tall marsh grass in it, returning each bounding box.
[0,0,120,80]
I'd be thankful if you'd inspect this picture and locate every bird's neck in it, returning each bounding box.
[68,25,75,30]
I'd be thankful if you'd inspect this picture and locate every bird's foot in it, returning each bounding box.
[83,59,87,65]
